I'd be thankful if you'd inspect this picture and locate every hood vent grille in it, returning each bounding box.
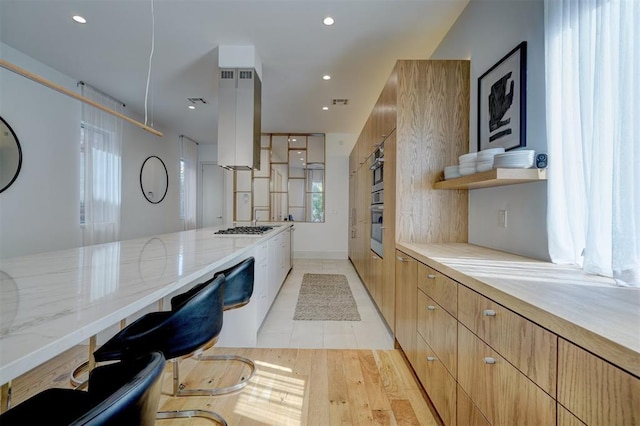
[221,70,234,79]
[239,70,253,79]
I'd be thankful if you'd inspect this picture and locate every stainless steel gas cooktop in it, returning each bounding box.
[214,226,274,235]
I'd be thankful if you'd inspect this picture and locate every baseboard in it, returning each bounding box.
[293,250,347,260]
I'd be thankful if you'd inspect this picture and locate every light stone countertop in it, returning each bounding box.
[396,242,640,378]
[0,224,292,385]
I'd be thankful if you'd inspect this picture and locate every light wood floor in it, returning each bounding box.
[8,346,439,425]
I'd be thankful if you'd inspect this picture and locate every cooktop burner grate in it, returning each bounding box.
[214,226,274,235]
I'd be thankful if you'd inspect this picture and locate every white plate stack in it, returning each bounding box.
[458,152,477,176]
[476,147,505,172]
[493,149,536,168]
[444,165,461,179]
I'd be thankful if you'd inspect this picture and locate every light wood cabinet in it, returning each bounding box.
[457,324,556,426]
[457,385,491,426]
[417,290,457,377]
[369,252,383,307]
[380,131,396,331]
[395,250,417,366]
[458,285,557,396]
[416,335,457,426]
[348,60,469,338]
[557,339,640,426]
[417,262,457,316]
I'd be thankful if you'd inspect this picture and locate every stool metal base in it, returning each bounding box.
[70,361,89,389]
[157,409,227,425]
[173,354,256,396]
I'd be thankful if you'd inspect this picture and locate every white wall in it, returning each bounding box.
[0,43,182,258]
[430,0,549,260]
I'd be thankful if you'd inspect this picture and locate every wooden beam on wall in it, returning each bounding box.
[0,59,163,137]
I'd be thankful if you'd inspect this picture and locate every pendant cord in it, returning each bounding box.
[144,0,155,126]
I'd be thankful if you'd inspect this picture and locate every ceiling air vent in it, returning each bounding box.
[220,70,235,79]
[187,97,207,104]
[239,70,253,79]
[332,99,349,106]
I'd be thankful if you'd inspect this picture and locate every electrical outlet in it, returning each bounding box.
[498,210,508,228]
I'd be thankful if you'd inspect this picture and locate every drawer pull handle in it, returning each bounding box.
[483,309,497,317]
[427,274,436,279]
[483,357,496,364]
[426,356,437,362]
[427,305,436,311]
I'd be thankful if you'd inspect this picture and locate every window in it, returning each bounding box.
[234,133,325,223]
[79,83,123,245]
[545,0,639,286]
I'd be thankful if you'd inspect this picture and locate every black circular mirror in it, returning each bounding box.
[140,155,168,204]
[0,116,23,194]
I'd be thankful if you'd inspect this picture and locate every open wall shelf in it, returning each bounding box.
[434,168,547,190]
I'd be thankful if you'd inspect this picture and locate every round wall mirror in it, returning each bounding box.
[0,116,23,194]
[140,155,168,204]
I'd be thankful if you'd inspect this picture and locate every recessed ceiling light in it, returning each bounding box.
[322,106,329,111]
[188,105,195,110]
[300,157,304,161]
[297,151,302,154]
[72,15,87,24]
[323,16,334,26]
[292,138,297,142]
[323,75,331,80]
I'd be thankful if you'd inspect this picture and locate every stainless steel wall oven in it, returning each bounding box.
[370,144,384,257]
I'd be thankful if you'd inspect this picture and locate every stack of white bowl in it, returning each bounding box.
[476,147,505,172]
[493,149,536,168]
[444,165,461,179]
[458,152,477,176]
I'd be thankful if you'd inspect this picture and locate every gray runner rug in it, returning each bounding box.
[293,273,361,321]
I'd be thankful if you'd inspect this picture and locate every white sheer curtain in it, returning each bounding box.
[545,0,639,286]
[181,136,198,230]
[80,84,123,245]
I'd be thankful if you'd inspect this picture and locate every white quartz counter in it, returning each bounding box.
[397,242,640,378]
[0,224,292,385]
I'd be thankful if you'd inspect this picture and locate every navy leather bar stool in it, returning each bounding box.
[190,257,256,395]
[92,274,228,424]
[0,351,165,426]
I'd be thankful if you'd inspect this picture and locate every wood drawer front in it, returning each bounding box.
[558,339,640,426]
[457,285,557,396]
[417,289,457,377]
[457,385,491,426]
[417,263,457,316]
[416,336,457,426]
[457,324,556,426]
[557,405,587,426]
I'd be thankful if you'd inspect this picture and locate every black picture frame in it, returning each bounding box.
[478,41,527,152]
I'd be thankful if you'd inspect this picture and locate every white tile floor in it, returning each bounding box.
[257,259,395,349]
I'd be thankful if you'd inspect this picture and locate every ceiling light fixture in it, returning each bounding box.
[323,16,334,26]
[322,106,329,111]
[72,15,87,24]
[323,75,331,80]
[188,105,195,110]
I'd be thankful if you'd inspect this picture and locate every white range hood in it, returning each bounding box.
[217,46,262,170]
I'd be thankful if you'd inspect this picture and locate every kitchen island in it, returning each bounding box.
[0,224,293,391]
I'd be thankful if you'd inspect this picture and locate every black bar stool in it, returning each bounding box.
[0,351,165,426]
[91,274,228,424]
[189,257,256,395]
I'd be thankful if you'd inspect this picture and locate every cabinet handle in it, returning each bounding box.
[483,357,496,364]
[483,309,497,317]
[427,305,436,311]
[372,255,379,260]
[426,356,437,362]
[427,274,436,279]
[397,256,409,262]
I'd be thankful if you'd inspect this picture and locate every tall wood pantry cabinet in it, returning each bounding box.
[348,59,469,352]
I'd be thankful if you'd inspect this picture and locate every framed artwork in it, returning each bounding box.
[478,41,527,151]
